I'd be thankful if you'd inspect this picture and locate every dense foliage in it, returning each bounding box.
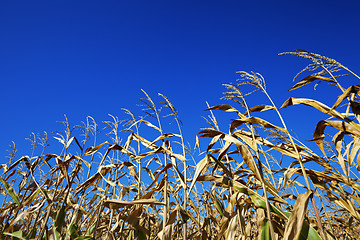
[1,50,360,239]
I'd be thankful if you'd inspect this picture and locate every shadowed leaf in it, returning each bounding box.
[313,120,360,156]
[0,176,21,206]
[332,85,360,110]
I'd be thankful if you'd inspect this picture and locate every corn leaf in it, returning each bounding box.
[0,176,21,206]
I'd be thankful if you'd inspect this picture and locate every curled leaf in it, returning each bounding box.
[281,97,345,120]
[313,120,360,156]
[84,142,108,156]
[289,75,335,91]
[230,117,286,133]
[332,85,360,110]
[244,105,276,115]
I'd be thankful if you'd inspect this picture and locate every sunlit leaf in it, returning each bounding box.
[84,142,108,156]
[104,198,165,209]
[288,75,335,91]
[189,156,209,193]
[283,190,312,240]
[281,97,345,120]
[244,104,276,115]
[230,117,287,133]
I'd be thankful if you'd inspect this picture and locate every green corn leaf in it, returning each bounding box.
[68,222,80,239]
[138,230,146,240]
[209,193,224,217]
[52,220,62,240]
[26,227,37,239]
[260,220,270,240]
[41,188,52,202]
[86,221,97,235]
[55,206,67,232]
[3,231,27,240]
[74,236,92,240]
[43,228,48,240]
[0,176,21,206]
[65,207,81,240]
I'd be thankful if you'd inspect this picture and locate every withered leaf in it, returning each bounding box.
[288,75,335,91]
[84,142,108,156]
[230,117,286,133]
[332,85,360,110]
[103,198,165,209]
[283,191,313,240]
[244,105,276,115]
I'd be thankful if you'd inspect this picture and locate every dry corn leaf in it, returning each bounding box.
[109,144,136,158]
[167,154,187,189]
[347,138,360,166]
[103,198,165,209]
[288,75,335,91]
[145,163,172,191]
[84,142,108,156]
[244,105,276,115]
[281,97,345,120]
[206,104,244,118]
[150,133,178,146]
[351,101,360,116]
[5,169,16,181]
[209,154,232,177]
[133,132,158,150]
[206,134,222,152]
[75,164,115,193]
[189,156,209,193]
[143,167,156,181]
[332,85,360,110]
[0,164,7,173]
[123,161,139,182]
[218,193,240,238]
[283,190,312,240]
[4,156,28,174]
[230,117,287,133]
[333,131,348,177]
[313,120,360,156]
[66,136,74,149]
[166,206,178,226]
[224,212,239,240]
[139,119,162,132]
[55,157,70,184]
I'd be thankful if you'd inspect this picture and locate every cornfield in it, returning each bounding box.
[1,50,360,239]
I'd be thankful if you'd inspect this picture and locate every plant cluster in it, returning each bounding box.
[1,50,360,239]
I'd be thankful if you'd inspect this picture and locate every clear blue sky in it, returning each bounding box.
[1,0,360,162]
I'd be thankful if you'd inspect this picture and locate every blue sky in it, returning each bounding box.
[1,0,360,162]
